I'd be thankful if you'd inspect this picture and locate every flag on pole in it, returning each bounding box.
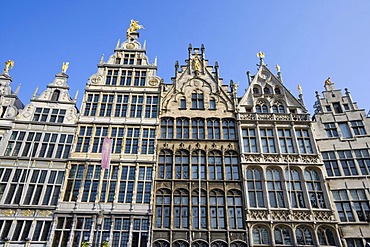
[101,137,112,169]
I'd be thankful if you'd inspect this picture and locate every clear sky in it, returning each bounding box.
[1,1,370,114]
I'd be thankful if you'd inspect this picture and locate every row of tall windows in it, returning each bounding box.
[322,149,370,176]
[0,220,51,243]
[52,216,149,247]
[4,131,73,159]
[242,128,313,154]
[0,168,64,206]
[253,86,282,95]
[246,167,326,209]
[63,164,152,203]
[161,118,235,140]
[323,120,366,138]
[252,225,336,246]
[33,107,66,123]
[153,240,246,247]
[158,150,239,181]
[255,103,286,113]
[84,93,158,118]
[155,189,243,230]
[105,69,147,86]
[76,125,155,154]
[332,189,370,222]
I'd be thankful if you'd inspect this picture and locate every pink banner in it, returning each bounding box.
[101,137,112,169]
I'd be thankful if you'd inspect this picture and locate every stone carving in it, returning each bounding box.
[20,209,34,217]
[270,210,290,221]
[0,209,14,216]
[292,211,311,221]
[243,154,262,163]
[249,210,268,220]
[313,211,332,221]
[263,154,280,163]
[90,75,102,84]
[301,155,320,164]
[240,114,256,121]
[38,210,53,217]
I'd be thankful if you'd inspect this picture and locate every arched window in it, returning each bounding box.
[305,169,326,208]
[262,105,268,113]
[175,150,189,179]
[256,105,262,113]
[225,151,240,180]
[246,168,265,207]
[230,242,248,247]
[173,241,189,247]
[274,226,292,245]
[154,241,170,247]
[266,168,285,208]
[51,89,60,101]
[192,189,207,229]
[296,226,314,245]
[263,87,271,94]
[279,105,285,113]
[272,103,285,113]
[155,189,171,228]
[158,150,172,179]
[286,169,306,208]
[161,118,174,138]
[252,226,270,245]
[207,118,220,139]
[211,241,227,247]
[222,119,236,139]
[227,190,243,229]
[192,118,205,139]
[275,88,281,94]
[177,118,189,139]
[192,150,206,180]
[253,87,260,94]
[208,150,223,180]
[192,241,208,247]
[174,189,189,229]
[210,190,226,229]
[192,91,204,109]
[317,227,336,246]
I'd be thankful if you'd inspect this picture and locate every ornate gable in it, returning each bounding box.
[238,58,307,114]
[161,45,237,115]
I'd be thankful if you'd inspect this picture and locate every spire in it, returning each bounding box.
[100,54,105,64]
[276,64,283,83]
[298,84,305,106]
[115,39,121,49]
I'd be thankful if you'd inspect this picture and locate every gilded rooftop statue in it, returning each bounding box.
[127,19,144,34]
[3,60,14,74]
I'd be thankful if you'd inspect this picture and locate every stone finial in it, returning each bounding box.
[257,52,265,66]
[276,64,280,73]
[298,84,302,95]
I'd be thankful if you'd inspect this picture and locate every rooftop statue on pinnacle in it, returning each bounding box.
[127,19,144,35]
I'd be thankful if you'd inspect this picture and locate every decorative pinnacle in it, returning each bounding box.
[298,84,303,95]
[276,64,281,73]
[61,62,69,74]
[3,60,14,74]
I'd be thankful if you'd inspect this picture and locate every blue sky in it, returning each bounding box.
[1,1,370,113]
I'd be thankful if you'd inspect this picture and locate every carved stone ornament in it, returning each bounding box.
[149,78,159,86]
[126,43,135,49]
[90,75,102,84]
[249,210,268,220]
[20,209,34,217]
[38,210,53,217]
[0,209,15,216]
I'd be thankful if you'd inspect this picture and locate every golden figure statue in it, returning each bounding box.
[193,56,201,72]
[298,84,303,95]
[257,51,265,59]
[62,62,69,73]
[276,64,281,73]
[4,60,14,74]
[127,19,144,34]
[325,77,332,85]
